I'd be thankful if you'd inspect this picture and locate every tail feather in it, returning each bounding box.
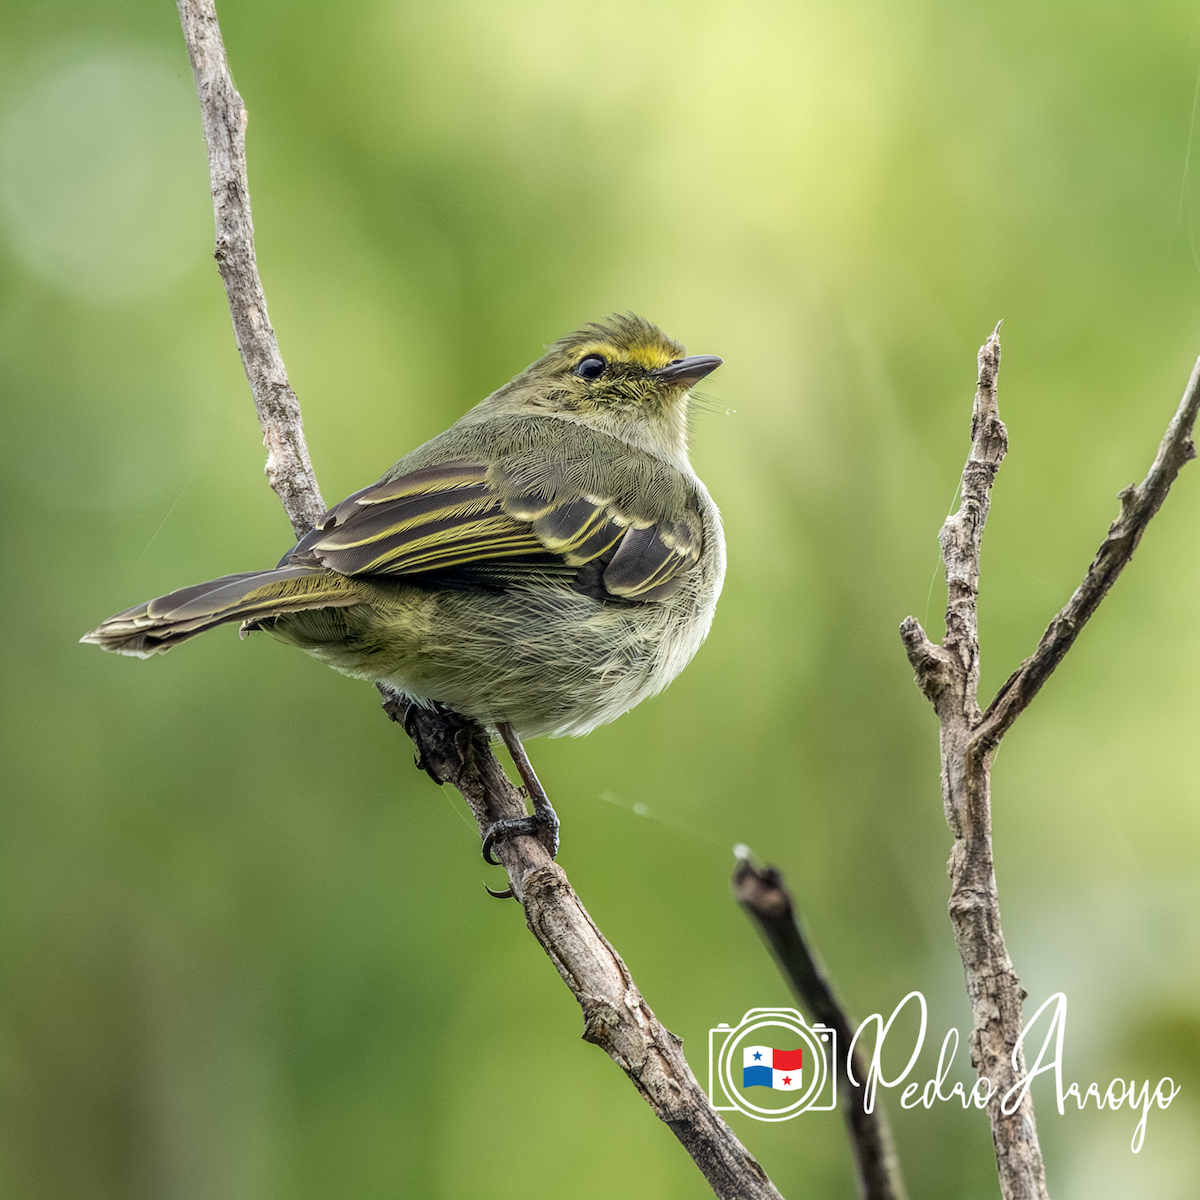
[81,566,361,658]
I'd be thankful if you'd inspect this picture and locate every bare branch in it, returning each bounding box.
[902,331,1200,1199]
[176,0,325,537]
[901,328,1049,1200]
[389,699,784,1200]
[176,5,785,1196]
[974,354,1200,750]
[733,857,906,1200]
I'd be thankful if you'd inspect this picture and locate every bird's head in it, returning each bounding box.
[483,314,722,466]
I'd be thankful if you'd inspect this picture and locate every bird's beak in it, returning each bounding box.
[652,355,723,387]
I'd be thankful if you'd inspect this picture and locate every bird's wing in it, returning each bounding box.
[285,459,703,601]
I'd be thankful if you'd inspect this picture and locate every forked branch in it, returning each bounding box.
[900,328,1200,1200]
[175,3,784,1197]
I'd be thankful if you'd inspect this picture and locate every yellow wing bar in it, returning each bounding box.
[290,459,702,600]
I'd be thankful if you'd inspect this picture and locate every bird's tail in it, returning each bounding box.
[81,566,362,658]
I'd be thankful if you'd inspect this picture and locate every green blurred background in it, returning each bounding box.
[2,1,1199,1196]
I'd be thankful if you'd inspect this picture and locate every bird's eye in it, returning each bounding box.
[574,355,606,380]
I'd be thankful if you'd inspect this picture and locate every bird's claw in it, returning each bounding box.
[479,721,559,899]
[480,804,560,866]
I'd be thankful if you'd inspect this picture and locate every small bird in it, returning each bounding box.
[83,314,725,865]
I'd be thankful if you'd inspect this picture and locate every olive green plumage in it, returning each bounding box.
[82,314,726,738]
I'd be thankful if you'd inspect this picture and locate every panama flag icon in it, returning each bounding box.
[742,1046,804,1091]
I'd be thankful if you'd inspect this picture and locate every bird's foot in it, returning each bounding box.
[481,722,560,900]
[481,801,560,867]
[480,797,559,900]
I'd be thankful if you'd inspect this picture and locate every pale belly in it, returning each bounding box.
[278,571,719,739]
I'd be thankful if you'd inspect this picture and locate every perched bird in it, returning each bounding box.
[83,314,725,863]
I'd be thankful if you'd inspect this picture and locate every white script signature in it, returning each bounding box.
[847,992,1180,1152]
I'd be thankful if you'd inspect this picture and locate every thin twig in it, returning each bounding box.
[176,0,324,537]
[899,329,1200,1200]
[733,857,907,1200]
[974,356,1200,749]
[175,4,784,1196]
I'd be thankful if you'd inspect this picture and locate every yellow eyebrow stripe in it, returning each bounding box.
[573,342,675,371]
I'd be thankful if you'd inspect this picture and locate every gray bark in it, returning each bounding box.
[900,328,1200,1199]
[177,0,325,538]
